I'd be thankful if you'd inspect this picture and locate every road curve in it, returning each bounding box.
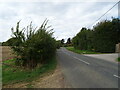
[56,47,119,88]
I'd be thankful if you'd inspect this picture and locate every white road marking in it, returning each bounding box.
[113,75,120,78]
[74,56,90,65]
[62,50,119,79]
[63,52,90,65]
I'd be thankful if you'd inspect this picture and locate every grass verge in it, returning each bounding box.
[66,47,100,54]
[2,56,57,86]
[117,57,120,62]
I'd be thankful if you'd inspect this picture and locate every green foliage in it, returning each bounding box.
[66,47,99,54]
[2,42,6,46]
[93,18,120,52]
[72,18,120,53]
[3,57,57,85]
[2,38,17,46]
[72,28,94,51]
[61,39,65,45]
[66,38,71,44]
[64,38,72,47]
[10,19,56,69]
[0,42,2,45]
[56,40,61,49]
[117,57,120,62]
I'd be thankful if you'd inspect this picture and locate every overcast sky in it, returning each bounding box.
[0,0,119,42]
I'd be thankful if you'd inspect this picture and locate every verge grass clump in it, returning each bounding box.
[66,46,99,54]
[117,57,120,62]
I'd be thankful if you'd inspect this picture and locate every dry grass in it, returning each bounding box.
[1,46,15,61]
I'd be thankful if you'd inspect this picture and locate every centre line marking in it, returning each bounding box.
[74,57,90,65]
[63,52,90,65]
[113,75,120,78]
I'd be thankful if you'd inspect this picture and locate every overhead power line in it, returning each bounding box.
[88,0,120,28]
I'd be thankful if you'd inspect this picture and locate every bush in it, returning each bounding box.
[10,19,56,69]
[72,28,93,50]
[93,18,120,53]
[56,40,61,49]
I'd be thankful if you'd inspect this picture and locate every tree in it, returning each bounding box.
[72,18,120,53]
[11,19,56,69]
[61,39,65,45]
[72,27,93,50]
[56,40,61,49]
[2,37,17,46]
[66,38,71,44]
[93,18,120,52]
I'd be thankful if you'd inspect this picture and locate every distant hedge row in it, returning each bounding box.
[72,18,120,53]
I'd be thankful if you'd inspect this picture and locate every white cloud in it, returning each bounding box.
[0,1,118,42]
[0,0,119,2]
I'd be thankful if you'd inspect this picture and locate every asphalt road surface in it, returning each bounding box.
[57,47,119,88]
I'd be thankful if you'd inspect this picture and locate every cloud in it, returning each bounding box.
[0,1,118,42]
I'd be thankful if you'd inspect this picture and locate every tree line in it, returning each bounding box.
[72,18,120,53]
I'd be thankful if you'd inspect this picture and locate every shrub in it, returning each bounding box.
[11,19,56,69]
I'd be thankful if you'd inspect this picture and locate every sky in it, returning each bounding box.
[0,0,119,42]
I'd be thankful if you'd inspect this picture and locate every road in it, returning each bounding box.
[84,53,118,63]
[57,47,119,88]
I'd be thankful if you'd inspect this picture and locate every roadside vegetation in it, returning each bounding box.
[2,17,120,86]
[66,47,99,54]
[3,57,57,85]
[2,19,57,85]
[117,57,120,62]
[56,40,62,49]
[72,18,120,53]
